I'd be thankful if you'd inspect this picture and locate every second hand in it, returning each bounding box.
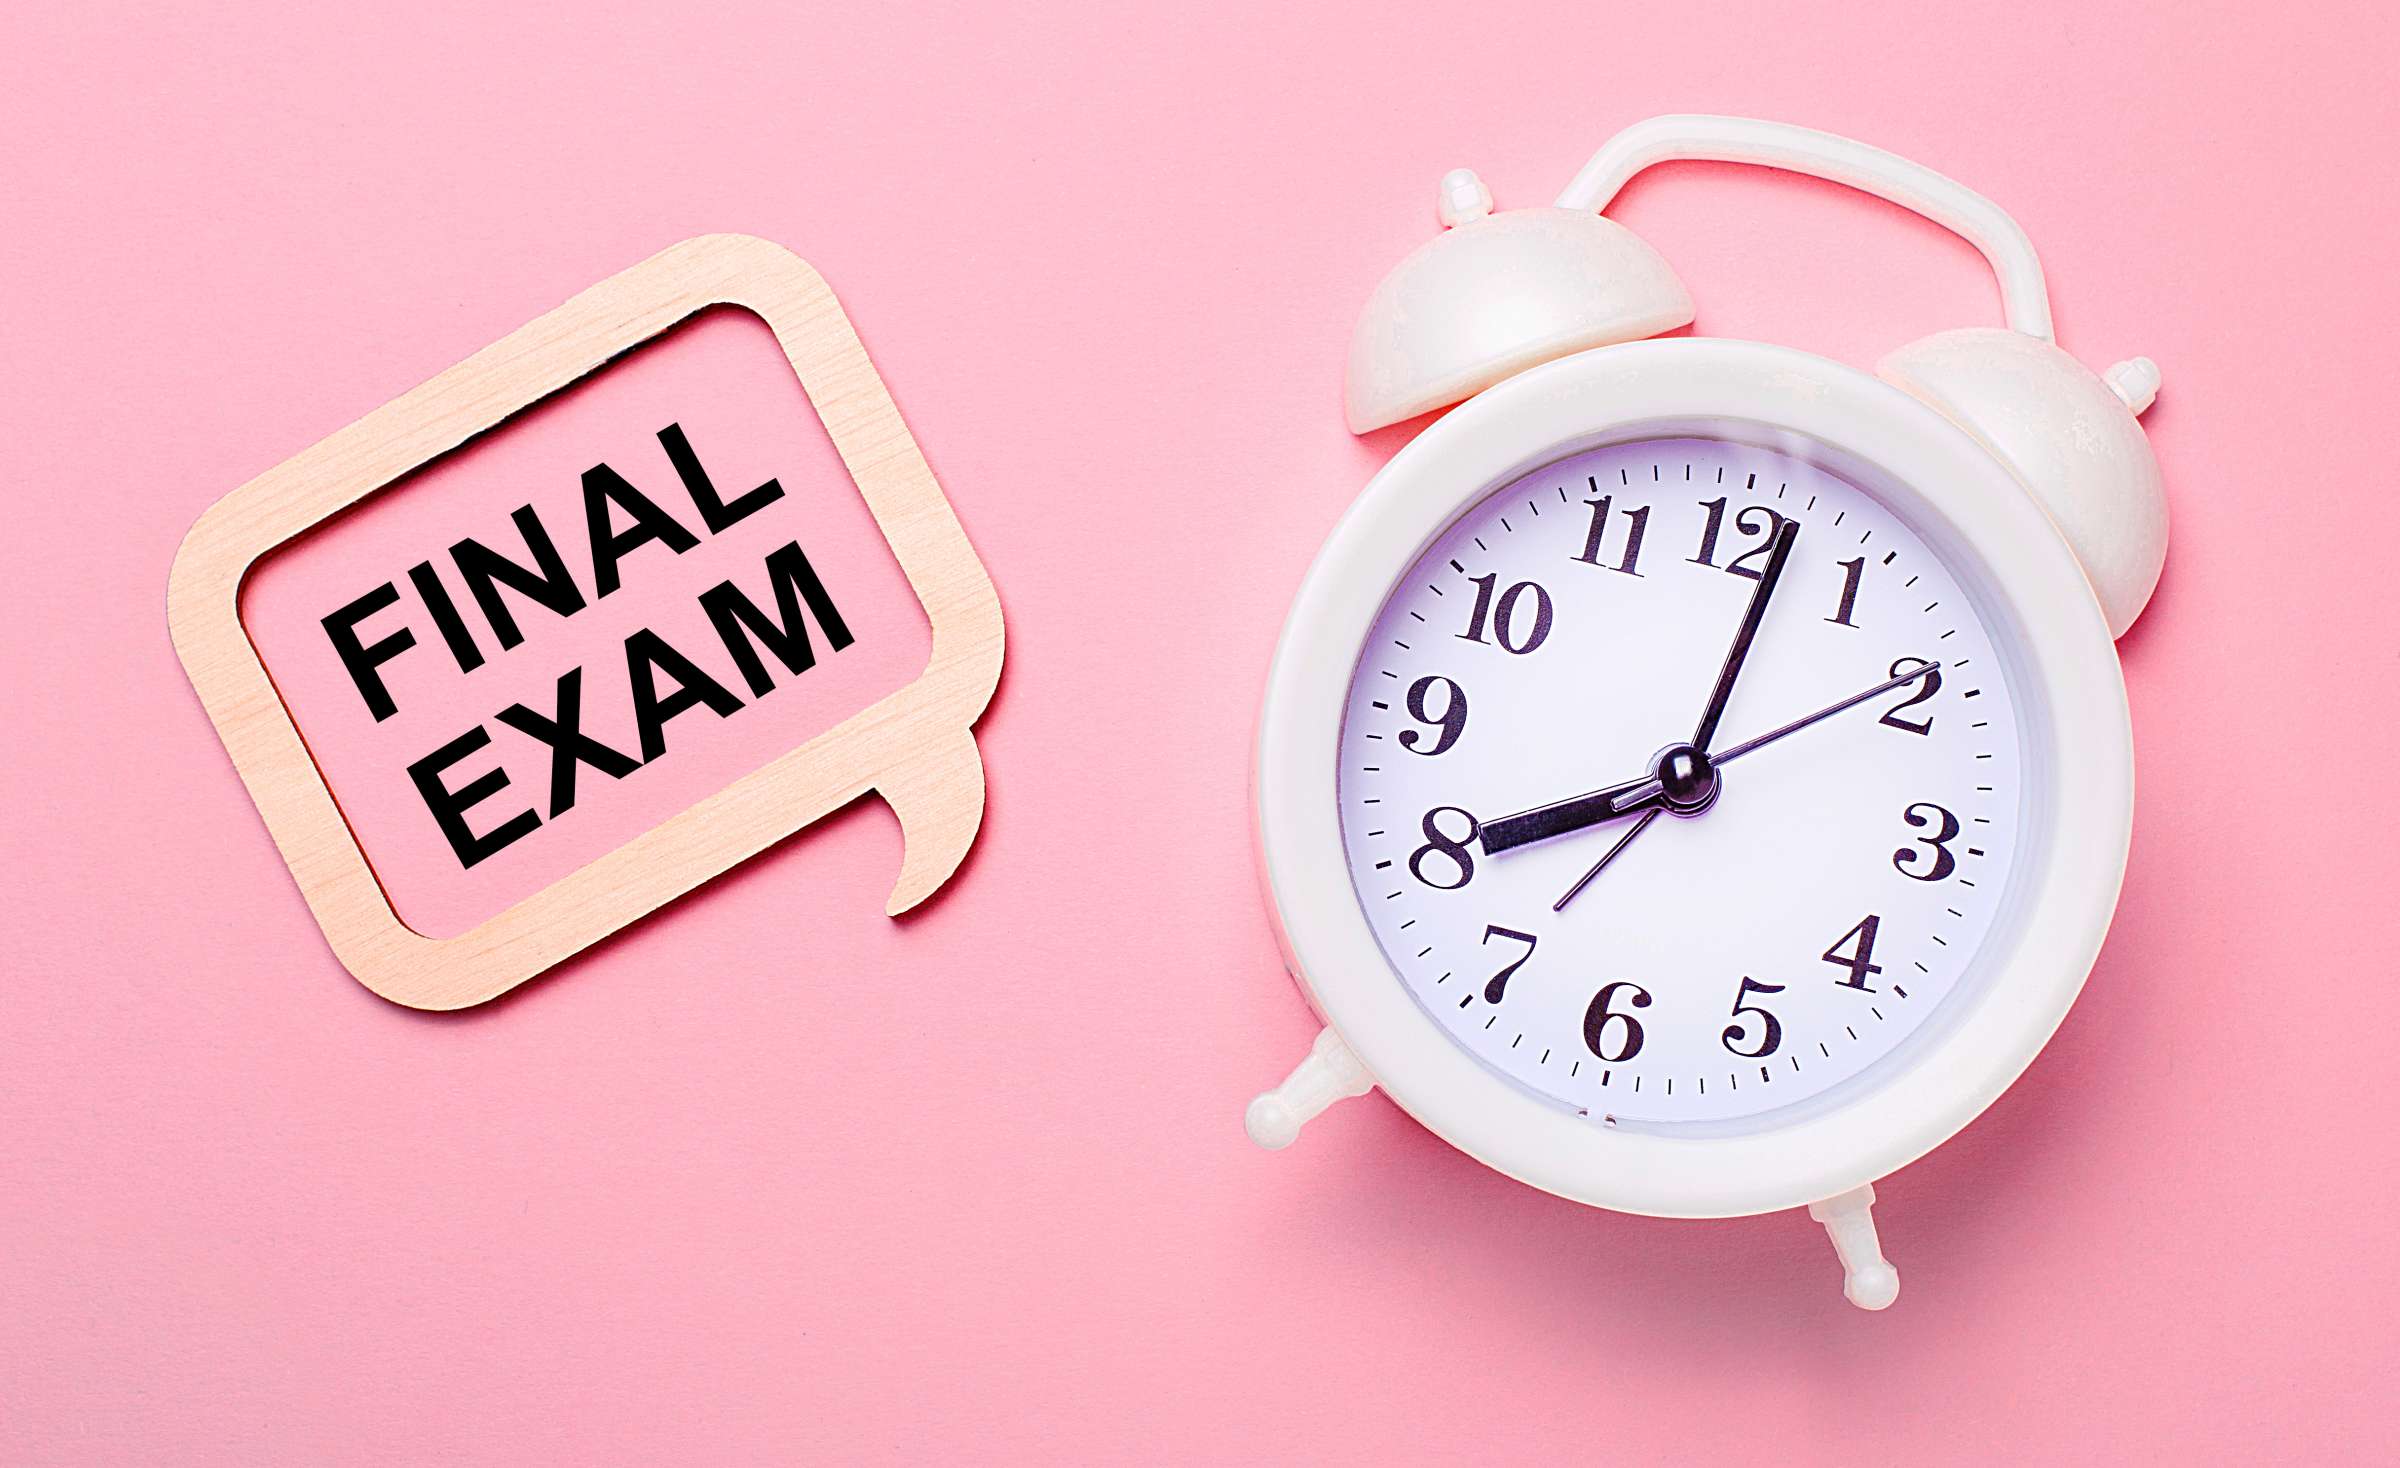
[1552,808,1663,912]
[1549,660,1941,911]
[1711,661,1940,766]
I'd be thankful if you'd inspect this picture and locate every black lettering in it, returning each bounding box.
[406,726,539,868]
[624,629,743,761]
[661,421,783,534]
[583,464,699,598]
[406,561,484,673]
[697,541,856,696]
[322,582,417,722]
[494,667,640,817]
[452,504,587,649]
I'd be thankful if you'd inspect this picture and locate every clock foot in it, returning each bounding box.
[1245,1027,1374,1150]
[1808,1183,1900,1311]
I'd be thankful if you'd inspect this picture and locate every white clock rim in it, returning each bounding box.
[1255,336,2132,1220]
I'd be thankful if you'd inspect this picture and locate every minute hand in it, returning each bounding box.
[1691,519,1800,752]
[1712,661,1943,767]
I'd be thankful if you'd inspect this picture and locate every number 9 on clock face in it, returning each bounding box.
[1338,436,2022,1128]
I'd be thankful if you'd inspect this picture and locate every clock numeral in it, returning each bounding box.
[1573,492,1649,576]
[1690,496,1731,568]
[1893,802,1961,882]
[1822,914,1884,991]
[1879,658,1942,735]
[1690,498,1792,579]
[1458,574,1553,654]
[1398,675,1468,757]
[1408,806,1479,890]
[1582,981,1651,1062]
[1479,925,1538,1003]
[1720,975,1786,1058]
[1828,556,1866,626]
[1725,507,1796,578]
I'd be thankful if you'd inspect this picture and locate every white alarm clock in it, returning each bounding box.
[1245,116,2166,1309]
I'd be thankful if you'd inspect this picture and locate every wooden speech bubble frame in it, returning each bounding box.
[169,235,1003,1010]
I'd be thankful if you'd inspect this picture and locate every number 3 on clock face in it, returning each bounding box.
[1337,436,2024,1127]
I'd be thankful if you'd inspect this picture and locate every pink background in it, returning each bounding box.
[243,307,931,936]
[4,2,2396,1462]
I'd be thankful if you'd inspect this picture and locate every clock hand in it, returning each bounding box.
[1553,807,1664,912]
[1478,771,1664,855]
[1710,661,1941,767]
[1690,519,1800,753]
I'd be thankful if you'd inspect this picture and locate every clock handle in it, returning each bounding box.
[1809,1183,1902,1311]
[1246,1026,1374,1149]
[1553,114,2055,343]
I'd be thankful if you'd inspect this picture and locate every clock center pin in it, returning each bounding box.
[1653,744,1720,817]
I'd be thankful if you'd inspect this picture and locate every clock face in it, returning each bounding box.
[1337,435,2027,1130]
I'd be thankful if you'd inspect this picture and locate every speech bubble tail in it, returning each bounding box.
[880,726,987,916]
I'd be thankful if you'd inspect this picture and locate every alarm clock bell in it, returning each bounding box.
[1343,117,2167,636]
[1344,167,1693,434]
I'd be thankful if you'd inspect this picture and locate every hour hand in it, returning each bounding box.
[1478,773,1663,855]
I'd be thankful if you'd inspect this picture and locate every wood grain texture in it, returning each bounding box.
[168,235,1003,1010]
